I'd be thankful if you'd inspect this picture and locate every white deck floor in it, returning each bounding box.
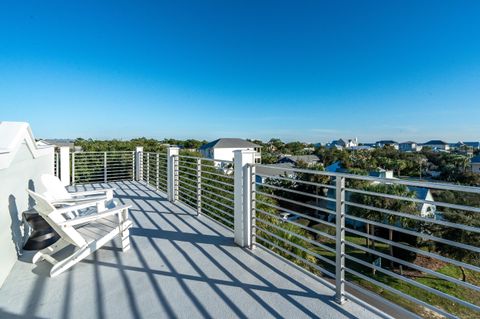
[0,181,392,319]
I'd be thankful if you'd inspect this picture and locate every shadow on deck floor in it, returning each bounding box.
[0,181,390,319]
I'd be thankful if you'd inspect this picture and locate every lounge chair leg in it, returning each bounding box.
[32,239,70,264]
[50,245,91,277]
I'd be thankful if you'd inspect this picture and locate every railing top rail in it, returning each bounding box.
[255,164,480,194]
[177,154,234,164]
[72,151,134,154]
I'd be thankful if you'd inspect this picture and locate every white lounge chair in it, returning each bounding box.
[40,174,114,213]
[27,190,132,277]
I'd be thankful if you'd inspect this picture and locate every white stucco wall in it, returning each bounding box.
[0,142,53,287]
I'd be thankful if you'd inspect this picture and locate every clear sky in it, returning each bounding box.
[1,1,479,143]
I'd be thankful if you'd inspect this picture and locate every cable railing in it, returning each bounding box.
[54,151,59,177]
[71,151,135,184]
[254,164,480,319]
[67,148,480,318]
[141,152,168,193]
[176,155,235,228]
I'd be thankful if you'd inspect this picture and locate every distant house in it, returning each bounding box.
[471,156,480,174]
[199,138,261,163]
[399,141,421,152]
[326,139,346,150]
[255,163,295,184]
[423,140,450,151]
[277,155,321,166]
[375,140,399,150]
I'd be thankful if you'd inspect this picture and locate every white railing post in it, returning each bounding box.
[103,152,107,183]
[59,146,70,186]
[156,153,160,190]
[135,147,143,181]
[196,158,202,215]
[233,150,256,248]
[167,147,180,202]
[335,175,346,304]
[146,153,150,183]
[250,163,257,249]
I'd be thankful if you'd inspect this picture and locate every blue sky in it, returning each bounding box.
[1,1,479,143]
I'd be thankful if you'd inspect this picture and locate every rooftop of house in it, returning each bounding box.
[199,138,261,150]
[423,140,449,146]
[375,140,398,145]
[278,155,321,165]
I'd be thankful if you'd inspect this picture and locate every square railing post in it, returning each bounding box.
[335,175,346,304]
[233,150,256,248]
[146,153,150,184]
[167,147,180,202]
[156,153,160,190]
[250,163,256,249]
[59,146,70,186]
[196,158,202,215]
[135,147,143,181]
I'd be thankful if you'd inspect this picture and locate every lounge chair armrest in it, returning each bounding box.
[55,199,109,215]
[59,204,131,227]
[70,188,115,197]
[51,195,107,205]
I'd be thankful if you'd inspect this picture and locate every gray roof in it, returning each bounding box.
[423,140,448,146]
[199,138,260,150]
[278,155,320,164]
[375,140,398,144]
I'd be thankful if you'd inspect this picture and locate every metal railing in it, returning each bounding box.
[254,164,480,319]
[70,148,480,318]
[71,151,135,184]
[54,151,59,177]
[141,152,168,193]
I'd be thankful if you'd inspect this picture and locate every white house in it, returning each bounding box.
[375,140,399,150]
[471,156,480,174]
[0,122,54,287]
[199,138,261,163]
[399,141,422,152]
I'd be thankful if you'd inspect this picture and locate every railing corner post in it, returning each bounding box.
[233,150,256,248]
[167,147,180,202]
[335,175,346,305]
[135,146,144,181]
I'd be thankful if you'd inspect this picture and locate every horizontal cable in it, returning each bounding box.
[346,253,480,312]
[199,187,234,203]
[344,227,480,273]
[201,195,234,211]
[255,208,335,241]
[345,240,480,293]
[256,190,336,216]
[253,218,335,254]
[346,201,480,234]
[254,236,335,279]
[256,164,480,195]
[256,182,335,202]
[346,187,480,214]
[255,199,335,228]
[200,207,234,227]
[254,225,335,265]
[346,214,480,253]
[344,267,456,319]
[256,174,336,189]
[201,201,234,218]
[198,176,234,188]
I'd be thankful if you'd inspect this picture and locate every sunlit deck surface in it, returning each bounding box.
[0,181,390,319]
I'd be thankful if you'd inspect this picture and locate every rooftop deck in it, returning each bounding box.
[0,181,389,319]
